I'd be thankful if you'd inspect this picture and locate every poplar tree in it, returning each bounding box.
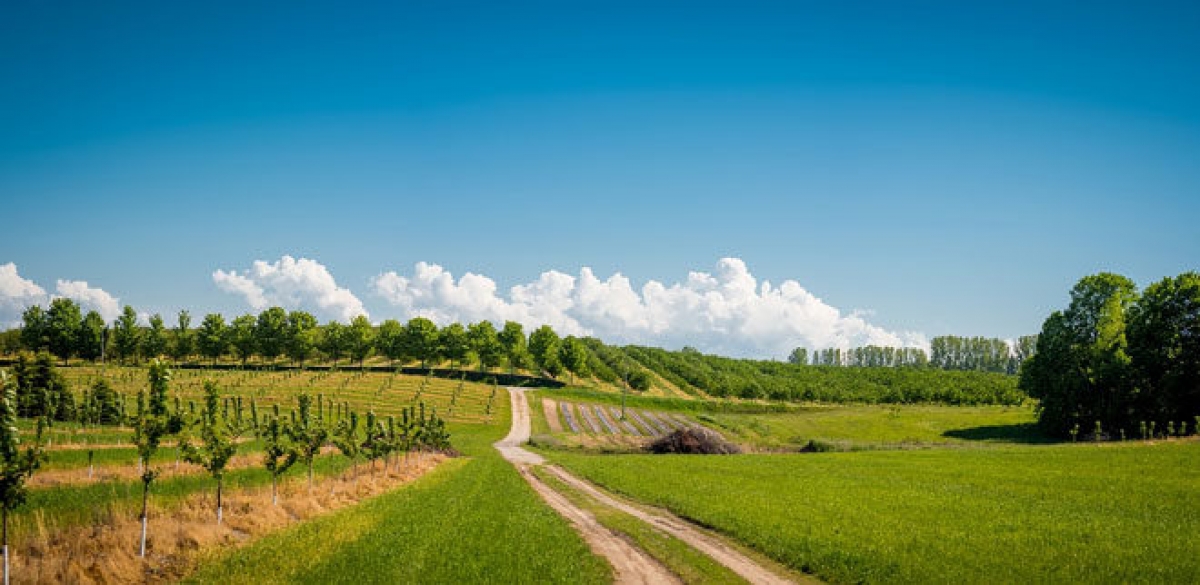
[172,310,193,364]
[112,306,141,364]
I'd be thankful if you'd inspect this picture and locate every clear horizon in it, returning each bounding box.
[3,2,1197,358]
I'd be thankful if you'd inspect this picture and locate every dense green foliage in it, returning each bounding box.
[551,442,1200,584]
[1021,271,1199,437]
[601,344,1022,405]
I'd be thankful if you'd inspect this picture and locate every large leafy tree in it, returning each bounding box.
[376,319,405,366]
[468,321,504,371]
[142,313,168,359]
[19,306,48,352]
[285,310,318,367]
[498,321,530,373]
[256,307,289,364]
[403,317,440,370]
[560,336,590,384]
[1127,272,1200,424]
[528,325,563,378]
[197,313,229,365]
[229,315,258,366]
[439,323,469,370]
[172,310,193,364]
[46,298,82,364]
[319,321,347,366]
[77,310,106,362]
[1020,273,1138,437]
[346,315,375,369]
[112,305,141,364]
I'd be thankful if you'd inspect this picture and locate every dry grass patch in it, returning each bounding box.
[10,453,447,584]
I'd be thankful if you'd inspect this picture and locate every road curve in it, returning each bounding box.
[494,387,546,465]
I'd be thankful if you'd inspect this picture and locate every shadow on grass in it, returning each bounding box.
[942,424,1057,444]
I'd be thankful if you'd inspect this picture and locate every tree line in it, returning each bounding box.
[787,335,1038,374]
[578,342,1023,405]
[1020,271,1200,439]
[11,301,597,380]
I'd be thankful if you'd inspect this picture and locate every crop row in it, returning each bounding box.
[552,401,698,437]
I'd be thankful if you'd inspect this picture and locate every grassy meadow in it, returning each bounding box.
[547,439,1200,584]
[189,423,612,584]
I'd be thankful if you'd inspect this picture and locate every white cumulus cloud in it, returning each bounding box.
[54,279,122,322]
[213,256,367,322]
[371,258,926,358]
[0,262,48,328]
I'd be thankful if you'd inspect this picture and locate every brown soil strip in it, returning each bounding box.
[11,454,445,584]
[542,465,805,585]
[543,397,564,433]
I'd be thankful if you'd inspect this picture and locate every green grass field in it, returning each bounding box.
[548,440,1200,583]
[698,403,1044,449]
[188,424,612,584]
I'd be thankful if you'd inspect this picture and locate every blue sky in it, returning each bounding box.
[2,1,1198,356]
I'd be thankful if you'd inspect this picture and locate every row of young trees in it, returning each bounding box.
[0,358,453,572]
[13,301,595,380]
[1020,272,1200,438]
[796,346,932,368]
[786,336,1038,374]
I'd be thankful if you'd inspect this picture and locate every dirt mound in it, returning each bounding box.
[648,428,741,455]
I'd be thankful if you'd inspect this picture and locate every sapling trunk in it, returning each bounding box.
[138,481,150,557]
[271,476,278,506]
[4,507,9,585]
[308,459,314,493]
[216,476,224,525]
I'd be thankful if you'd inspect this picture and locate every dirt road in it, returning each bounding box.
[496,388,678,584]
[542,465,801,585]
